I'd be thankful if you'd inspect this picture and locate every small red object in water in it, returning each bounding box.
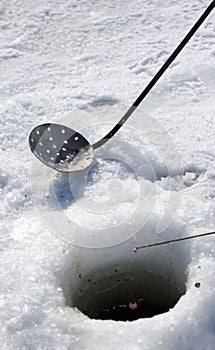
[128,301,138,310]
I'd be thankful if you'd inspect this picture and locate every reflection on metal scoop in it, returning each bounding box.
[29,123,94,172]
[29,3,214,172]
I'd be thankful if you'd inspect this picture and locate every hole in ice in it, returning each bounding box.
[60,228,190,322]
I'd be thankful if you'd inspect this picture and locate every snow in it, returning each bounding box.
[0,0,215,349]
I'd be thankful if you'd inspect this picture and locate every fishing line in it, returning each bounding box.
[134,231,215,251]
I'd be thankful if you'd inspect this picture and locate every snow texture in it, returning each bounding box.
[0,0,215,349]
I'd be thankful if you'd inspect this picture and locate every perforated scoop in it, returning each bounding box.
[29,123,94,172]
[29,3,214,173]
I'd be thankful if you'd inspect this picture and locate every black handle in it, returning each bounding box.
[93,1,215,150]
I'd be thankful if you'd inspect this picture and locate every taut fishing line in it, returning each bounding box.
[134,231,215,251]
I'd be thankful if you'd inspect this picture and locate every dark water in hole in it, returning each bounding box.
[94,299,165,321]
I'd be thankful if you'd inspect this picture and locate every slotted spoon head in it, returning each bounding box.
[29,123,94,172]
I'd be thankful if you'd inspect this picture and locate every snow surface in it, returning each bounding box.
[0,0,215,349]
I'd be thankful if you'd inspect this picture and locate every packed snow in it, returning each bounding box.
[0,0,215,349]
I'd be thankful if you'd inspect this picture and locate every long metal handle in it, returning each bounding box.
[93,0,215,150]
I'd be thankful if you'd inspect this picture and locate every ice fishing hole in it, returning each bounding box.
[60,237,189,322]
